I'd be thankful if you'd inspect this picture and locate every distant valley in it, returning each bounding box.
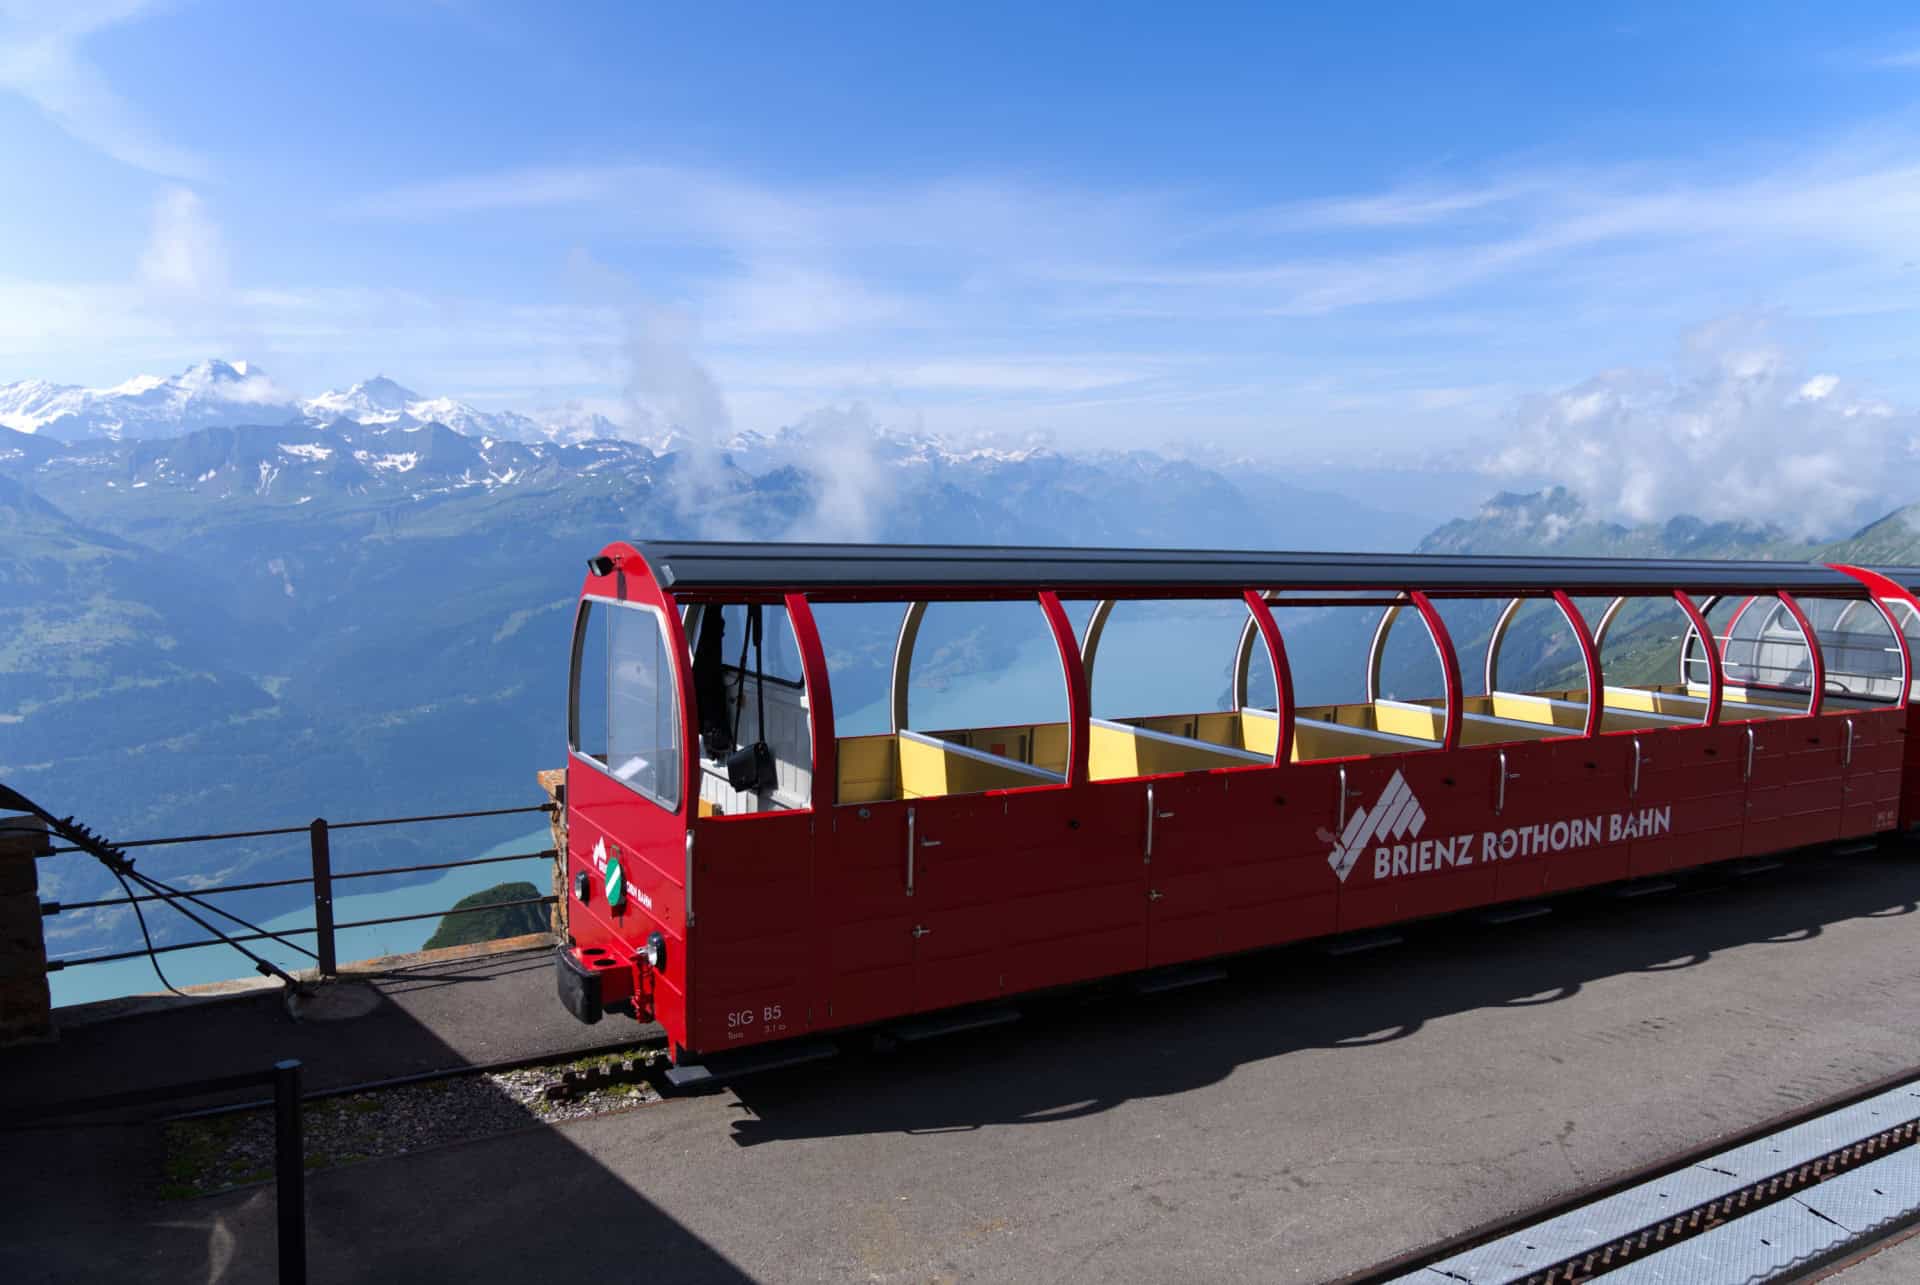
[0,362,1427,954]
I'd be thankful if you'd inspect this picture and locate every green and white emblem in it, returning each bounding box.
[604,850,625,910]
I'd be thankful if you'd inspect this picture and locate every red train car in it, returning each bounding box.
[553,542,1920,1079]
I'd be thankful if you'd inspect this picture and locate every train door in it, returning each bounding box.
[1625,724,1748,876]
[911,787,1085,1011]
[1839,710,1905,838]
[1810,598,1909,838]
[684,810,817,1053]
[826,785,1082,1023]
[997,780,1147,996]
[821,800,916,1030]
[1472,737,1617,900]
[1219,760,1342,954]
[1742,715,1846,854]
[1117,770,1231,969]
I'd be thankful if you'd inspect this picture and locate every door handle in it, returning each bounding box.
[1744,727,1756,782]
[1496,749,1520,813]
[911,924,931,938]
[919,838,942,847]
[1844,718,1855,768]
[906,806,916,897]
[1148,889,1164,902]
[1145,784,1155,863]
[1630,739,1641,798]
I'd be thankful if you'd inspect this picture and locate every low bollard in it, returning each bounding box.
[274,1058,307,1285]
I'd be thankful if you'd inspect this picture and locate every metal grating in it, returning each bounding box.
[1403,1113,1920,1283]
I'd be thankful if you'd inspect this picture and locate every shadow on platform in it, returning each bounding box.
[0,944,748,1284]
[723,849,1920,1148]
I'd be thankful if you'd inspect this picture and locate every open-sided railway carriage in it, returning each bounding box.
[553,542,1920,1075]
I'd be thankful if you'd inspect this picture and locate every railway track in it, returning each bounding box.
[1340,1065,1920,1284]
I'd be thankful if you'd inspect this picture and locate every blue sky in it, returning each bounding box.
[4,1,1920,472]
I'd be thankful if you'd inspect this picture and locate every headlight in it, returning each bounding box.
[573,871,591,904]
[644,931,666,970]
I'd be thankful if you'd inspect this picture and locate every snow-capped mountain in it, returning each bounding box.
[0,360,633,447]
[0,360,296,441]
[298,376,550,443]
[0,359,1078,461]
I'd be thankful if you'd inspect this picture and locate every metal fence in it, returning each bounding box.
[37,802,558,978]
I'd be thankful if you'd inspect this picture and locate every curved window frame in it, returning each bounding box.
[570,594,685,814]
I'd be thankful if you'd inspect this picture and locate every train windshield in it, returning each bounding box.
[571,597,683,811]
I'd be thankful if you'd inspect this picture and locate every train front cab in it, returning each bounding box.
[558,545,1920,1067]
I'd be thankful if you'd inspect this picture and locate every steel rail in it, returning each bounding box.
[1333,1063,1920,1285]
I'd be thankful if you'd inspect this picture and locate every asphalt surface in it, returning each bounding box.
[10,846,1920,1283]
[1825,1225,1920,1281]
[0,939,652,1108]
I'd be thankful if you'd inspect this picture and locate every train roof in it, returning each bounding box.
[630,540,1888,597]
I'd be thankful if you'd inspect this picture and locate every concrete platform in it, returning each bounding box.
[0,935,657,1111]
[8,847,1920,1282]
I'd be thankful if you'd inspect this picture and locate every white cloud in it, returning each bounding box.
[779,404,895,542]
[138,186,227,299]
[342,162,1164,261]
[731,356,1157,395]
[700,262,910,338]
[1487,318,1918,535]
[0,1,206,178]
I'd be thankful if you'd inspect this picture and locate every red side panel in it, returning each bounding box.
[566,764,690,1044]
[683,811,815,1054]
[1221,760,1344,952]
[1333,750,1500,930]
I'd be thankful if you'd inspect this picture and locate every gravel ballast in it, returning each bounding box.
[159,1047,665,1199]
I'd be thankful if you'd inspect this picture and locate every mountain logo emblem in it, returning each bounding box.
[1326,770,1426,883]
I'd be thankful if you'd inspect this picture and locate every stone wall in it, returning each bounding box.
[537,769,568,938]
[0,814,53,1046]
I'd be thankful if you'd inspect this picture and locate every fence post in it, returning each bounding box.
[273,1058,307,1285]
[308,820,335,977]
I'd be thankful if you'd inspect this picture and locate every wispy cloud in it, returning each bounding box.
[0,1,206,178]
[340,135,1920,331]
[1487,315,1918,534]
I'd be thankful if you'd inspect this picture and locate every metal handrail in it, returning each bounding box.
[36,799,564,979]
[48,895,558,969]
[38,801,555,857]
[45,848,557,914]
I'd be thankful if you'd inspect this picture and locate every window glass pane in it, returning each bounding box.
[607,606,681,809]
[572,602,609,762]
[572,599,682,811]
[709,603,806,686]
